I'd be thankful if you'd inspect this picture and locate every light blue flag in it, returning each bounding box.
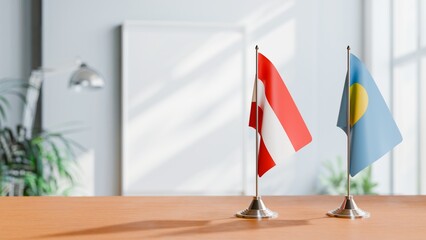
[337,53,402,177]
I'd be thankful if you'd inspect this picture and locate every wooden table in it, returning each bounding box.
[0,196,425,239]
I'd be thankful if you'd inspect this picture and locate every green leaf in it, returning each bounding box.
[24,173,38,195]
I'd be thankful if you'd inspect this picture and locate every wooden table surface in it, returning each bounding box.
[0,196,425,239]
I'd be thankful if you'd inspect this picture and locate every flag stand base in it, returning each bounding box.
[327,195,370,219]
[236,196,278,219]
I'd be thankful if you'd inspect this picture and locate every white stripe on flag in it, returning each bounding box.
[257,80,294,162]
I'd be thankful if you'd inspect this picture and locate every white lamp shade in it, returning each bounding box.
[69,63,104,90]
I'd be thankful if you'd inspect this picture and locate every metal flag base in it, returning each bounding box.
[236,196,278,219]
[327,195,370,219]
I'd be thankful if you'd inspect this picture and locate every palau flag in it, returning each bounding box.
[337,53,402,177]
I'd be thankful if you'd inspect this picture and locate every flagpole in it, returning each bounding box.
[346,45,351,198]
[236,45,277,219]
[326,46,369,219]
[255,45,259,198]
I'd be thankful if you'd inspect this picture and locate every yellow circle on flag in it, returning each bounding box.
[350,83,368,126]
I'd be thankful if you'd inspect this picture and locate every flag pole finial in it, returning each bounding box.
[255,45,259,50]
[347,45,351,51]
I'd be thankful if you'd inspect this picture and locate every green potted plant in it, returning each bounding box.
[0,79,80,196]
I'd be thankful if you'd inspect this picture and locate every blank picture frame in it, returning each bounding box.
[121,21,248,195]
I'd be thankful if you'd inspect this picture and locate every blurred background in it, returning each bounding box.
[0,0,424,196]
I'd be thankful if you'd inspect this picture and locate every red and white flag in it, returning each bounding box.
[249,53,312,177]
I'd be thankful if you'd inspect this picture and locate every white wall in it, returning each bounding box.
[0,0,32,126]
[42,0,362,195]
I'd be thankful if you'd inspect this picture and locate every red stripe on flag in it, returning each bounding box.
[249,102,263,132]
[249,104,276,176]
[258,139,276,177]
[257,53,312,151]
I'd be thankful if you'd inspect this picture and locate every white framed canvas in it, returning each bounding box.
[121,21,248,195]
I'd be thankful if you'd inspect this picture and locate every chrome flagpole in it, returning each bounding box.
[327,46,369,219]
[256,44,259,198]
[236,45,277,219]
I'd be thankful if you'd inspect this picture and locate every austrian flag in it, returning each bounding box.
[249,53,312,177]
